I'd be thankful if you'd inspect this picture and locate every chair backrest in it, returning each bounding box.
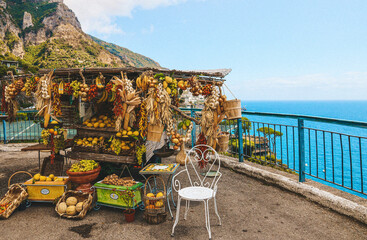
[183,144,221,190]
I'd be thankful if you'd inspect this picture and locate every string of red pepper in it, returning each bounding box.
[195,133,208,169]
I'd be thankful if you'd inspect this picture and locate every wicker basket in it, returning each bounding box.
[55,190,93,219]
[147,124,164,142]
[0,171,30,219]
[144,212,167,224]
[217,132,230,152]
[223,99,242,120]
[143,175,166,215]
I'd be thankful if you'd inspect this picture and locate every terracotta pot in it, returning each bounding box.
[123,209,135,222]
[176,144,187,166]
[66,165,101,184]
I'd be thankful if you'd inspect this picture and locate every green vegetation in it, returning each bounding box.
[4,30,19,50]
[6,0,58,32]
[90,35,160,68]
[257,127,283,149]
[219,117,252,134]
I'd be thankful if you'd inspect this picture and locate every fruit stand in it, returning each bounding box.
[1,66,239,221]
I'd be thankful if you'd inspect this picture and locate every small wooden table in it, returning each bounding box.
[139,163,180,219]
[21,140,74,169]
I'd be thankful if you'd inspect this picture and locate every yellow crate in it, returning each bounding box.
[23,177,70,202]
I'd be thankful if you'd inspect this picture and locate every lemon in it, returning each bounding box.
[49,174,55,180]
[116,132,122,137]
[33,173,41,181]
[99,136,104,140]
[133,131,139,137]
[127,127,132,131]
[166,87,171,95]
[127,131,133,136]
[121,142,125,146]
[46,177,52,181]
[122,130,127,135]
[99,123,105,128]
[93,123,99,128]
[156,192,164,198]
[87,123,93,128]
[103,116,108,120]
[87,137,93,141]
[77,140,83,146]
[107,124,112,128]
[40,176,46,181]
[91,117,97,122]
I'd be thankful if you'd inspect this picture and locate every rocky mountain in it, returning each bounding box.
[0,0,160,71]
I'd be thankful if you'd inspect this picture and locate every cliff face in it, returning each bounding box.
[0,0,160,69]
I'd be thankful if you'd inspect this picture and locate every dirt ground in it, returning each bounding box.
[1,145,367,240]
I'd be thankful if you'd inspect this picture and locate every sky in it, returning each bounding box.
[64,0,367,101]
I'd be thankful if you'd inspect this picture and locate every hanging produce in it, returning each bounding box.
[195,133,208,169]
[136,71,155,91]
[79,83,90,102]
[145,83,172,127]
[70,80,80,98]
[200,87,220,147]
[87,84,98,101]
[187,76,202,96]
[25,76,38,96]
[52,83,62,116]
[35,72,59,127]
[112,73,141,131]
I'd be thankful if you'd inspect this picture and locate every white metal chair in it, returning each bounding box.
[171,144,222,240]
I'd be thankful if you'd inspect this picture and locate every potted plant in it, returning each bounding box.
[118,189,136,222]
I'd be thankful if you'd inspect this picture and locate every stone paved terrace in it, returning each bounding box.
[0,144,366,240]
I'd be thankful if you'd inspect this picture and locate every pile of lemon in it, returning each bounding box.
[115,127,139,138]
[83,115,115,128]
[75,136,104,147]
[33,173,65,182]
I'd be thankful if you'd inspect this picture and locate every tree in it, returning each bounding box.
[257,127,283,150]
[242,117,252,134]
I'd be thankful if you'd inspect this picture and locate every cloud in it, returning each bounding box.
[64,0,187,34]
[229,72,367,100]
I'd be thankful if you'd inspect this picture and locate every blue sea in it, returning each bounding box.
[241,100,367,198]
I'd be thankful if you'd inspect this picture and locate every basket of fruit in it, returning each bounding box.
[143,175,166,215]
[73,136,104,153]
[0,171,30,219]
[103,137,136,156]
[55,190,93,219]
[66,160,101,185]
[23,173,69,202]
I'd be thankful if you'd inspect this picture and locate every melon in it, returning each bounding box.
[58,202,67,213]
[66,206,76,216]
[66,197,78,206]
[75,202,84,212]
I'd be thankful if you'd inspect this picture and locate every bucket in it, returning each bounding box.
[147,124,164,142]
[217,132,229,152]
[223,99,242,120]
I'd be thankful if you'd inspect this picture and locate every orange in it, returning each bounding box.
[48,129,54,134]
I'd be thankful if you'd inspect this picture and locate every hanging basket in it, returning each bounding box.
[147,124,164,142]
[223,99,242,120]
[217,132,230,152]
[0,171,31,219]
[143,175,166,215]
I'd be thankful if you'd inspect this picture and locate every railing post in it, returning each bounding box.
[237,118,243,162]
[190,106,196,148]
[2,119,7,144]
[298,118,305,182]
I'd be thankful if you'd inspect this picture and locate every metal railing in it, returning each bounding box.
[1,108,367,197]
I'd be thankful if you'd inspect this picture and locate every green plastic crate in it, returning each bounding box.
[94,181,143,208]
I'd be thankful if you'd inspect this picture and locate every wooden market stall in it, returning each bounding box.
[35,67,233,167]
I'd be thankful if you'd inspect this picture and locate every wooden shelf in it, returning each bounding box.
[67,151,136,164]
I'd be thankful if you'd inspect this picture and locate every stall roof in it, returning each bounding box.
[39,67,232,79]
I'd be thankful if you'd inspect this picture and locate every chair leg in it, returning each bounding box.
[171,196,181,237]
[184,200,190,220]
[204,200,212,239]
[214,197,222,226]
